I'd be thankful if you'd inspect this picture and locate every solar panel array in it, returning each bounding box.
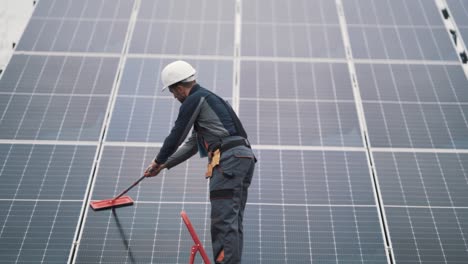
[0,0,467,263]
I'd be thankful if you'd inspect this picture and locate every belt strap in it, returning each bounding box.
[219,138,250,152]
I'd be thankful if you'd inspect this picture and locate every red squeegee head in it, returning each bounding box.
[90,196,134,210]
[89,175,146,211]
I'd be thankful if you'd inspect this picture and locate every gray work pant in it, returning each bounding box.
[209,146,256,264]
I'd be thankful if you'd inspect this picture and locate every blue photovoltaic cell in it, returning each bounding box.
[343,0,445,26]
[130,21,234,55]
[89,146,208,202]
[76,203,211,263]
[242,0,344,58]
[240,100,362,147]
[130,0,235,55]
[0,55,119,95]
[32,0,134,19]
[0,201,82,264]
[1,0,467,263]
[347,27,458,61]
[373,152,468,207]
[0,144,96,200]
[242,24,345,58]
[364,102,468,149]
[241,205,387,263]
[17,19,129,53]
[118,58,233,98]
[240,61,354,100]
[344,0,458,61]
[386,207,468,264]
[17,0,134,52]
[78,145,386,262]
[356,64,468,102]
[107,97,179,142]
[0,94,108,141]
[138,0,235,21]
[250,150,375,205]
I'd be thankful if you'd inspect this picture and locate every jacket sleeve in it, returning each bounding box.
[164,131,198,169]
[155,95,204,164]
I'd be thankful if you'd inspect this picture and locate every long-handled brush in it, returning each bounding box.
[90,175,146,210]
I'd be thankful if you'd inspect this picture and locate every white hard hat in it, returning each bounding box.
[161,60,196,91]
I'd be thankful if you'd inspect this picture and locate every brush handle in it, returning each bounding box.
[113,175,146,200]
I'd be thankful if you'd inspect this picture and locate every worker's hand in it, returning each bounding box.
[144,161,165,177]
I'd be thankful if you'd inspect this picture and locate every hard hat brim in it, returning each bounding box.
[160,75,196,92]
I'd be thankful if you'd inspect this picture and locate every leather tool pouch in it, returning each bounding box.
[205,149,221,178]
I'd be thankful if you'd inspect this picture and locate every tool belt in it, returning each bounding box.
[205,138,251,178]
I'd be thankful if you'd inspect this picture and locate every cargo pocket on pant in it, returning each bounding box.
[210,189,234,200]
[221,150,255,178]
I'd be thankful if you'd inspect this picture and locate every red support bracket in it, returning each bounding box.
[181,210,211,264]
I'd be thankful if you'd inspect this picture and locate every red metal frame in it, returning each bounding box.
[181,211,211,264]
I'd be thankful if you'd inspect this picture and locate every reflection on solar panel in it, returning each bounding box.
[0,0,467,263]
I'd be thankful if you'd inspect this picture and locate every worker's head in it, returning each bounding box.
[161,60,196,103]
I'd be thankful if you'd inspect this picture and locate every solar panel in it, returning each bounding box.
[17,0,133,53]
[343,0,458,61]
[1,0,467,263]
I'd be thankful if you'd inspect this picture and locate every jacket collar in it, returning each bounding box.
[189,83,201,96]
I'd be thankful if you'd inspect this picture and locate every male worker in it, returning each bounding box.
[144,60,256,264]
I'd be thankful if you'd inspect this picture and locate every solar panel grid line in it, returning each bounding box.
[6,0,468,263]
[352,58,461,65]
[0,198,82,202]
[126,200,380,207]
[375,2,468,148]
[371,148,468,154]
[243,21,343,27]
[0,144,46,242]
[390,151,448,263]
[9,156,53,263]
[362,100,468,106]
[232,0,241,113]
[344,0,458,62]
[97,146,138,263]
[69,1,140,263]
[302,3,364,262]
[0,54,33,124]
[357,0,422,261]
[384,153,447,263]
[0,140,98,146]
[336,0,395,263]
[0,92,110,97]
[382,1,443,58]
[419,153,468,253]
[242,97,355,104]
[385,205,468,209]
[31,16,129,23]
[127,53,234,61]
[40,145,83,263]
[268,2,289,261]
[0,31,86,247]
[28,0,57,51]
[38,50,91,142]
[175,161,194,263]
[13,144,65,262]
[287,4,314,263]
[14,51,122,58]
[241,56,347,63]
[322,152,338,264]
[345,23,447,30]
[351,1,468,262]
